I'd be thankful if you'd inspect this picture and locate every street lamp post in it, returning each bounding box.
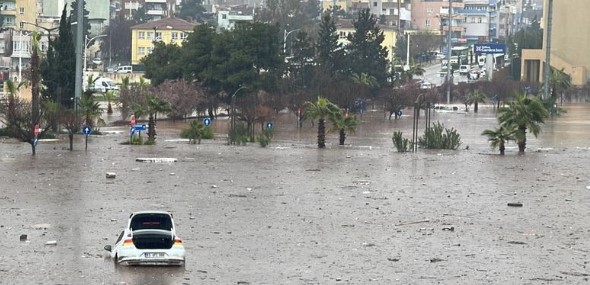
[22,21,59,57]
[283,29,300,55]
[17,30,32,83]
[445,0,452,104]
[230,86,247,145]
[84,35,107,72]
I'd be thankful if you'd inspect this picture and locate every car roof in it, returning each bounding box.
[130,210,173,217]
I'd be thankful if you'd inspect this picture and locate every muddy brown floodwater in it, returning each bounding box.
[1,103,590,284]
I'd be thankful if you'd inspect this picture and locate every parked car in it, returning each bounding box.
[103,211,185,266]
[89,77,119,93]
[459,65,470,75]
[115,65,133,73]
[420,81,435,89]
[469,69,480,80]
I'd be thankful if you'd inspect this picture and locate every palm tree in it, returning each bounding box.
[79,95,104,129]
[103,90,117,114]
[482,125,517,155]
[498,93,549,153]
[146,95,171,142]
[550,67,571,100]
[406,64,425,81]
[467,89,487,113]
[303,97,341,148]
[350,72,379,111]
[119,77,131,119]
[330,112,359,145]
[5,80,27,124]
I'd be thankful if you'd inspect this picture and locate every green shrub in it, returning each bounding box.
[227,123,249,145]
[0,128,13,137]
[180,121,214,144]
[125,136,144,145]
[418,122,461,150]
[0,128,56,139]
[258,128,273,147]
[392,131,412,152]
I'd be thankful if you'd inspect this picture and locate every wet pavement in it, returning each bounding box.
[1,103,590,284]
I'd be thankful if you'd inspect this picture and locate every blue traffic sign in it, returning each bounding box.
[473,43,506,55]
[133,124,147,131]
[82,126,92,136]
[203,117,212,127]
[266,121,273,129]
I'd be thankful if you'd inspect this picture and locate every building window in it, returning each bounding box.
[19,7,24,14]
[373,2,377,7]
[138,47,145,55]
[148,47,154,54]
[147,32,153,39]
[155,31,161,40]
[478,17,482,23]
[138,32,145,40]
[180,32,188,39]
[171,32,178,40]
[339,31,346,39]
[426,8,433,14]
[222,14,227,19]
[426,19,431,27]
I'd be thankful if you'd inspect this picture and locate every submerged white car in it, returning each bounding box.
[104,211,185,266]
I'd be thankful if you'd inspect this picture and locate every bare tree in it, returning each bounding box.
[152,79,205,120]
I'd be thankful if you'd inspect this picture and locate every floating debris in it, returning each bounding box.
[135,158,178,163]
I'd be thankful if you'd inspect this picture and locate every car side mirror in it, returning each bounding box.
[104,245,112,252]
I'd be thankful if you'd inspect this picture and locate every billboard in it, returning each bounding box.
[473,43,506,54]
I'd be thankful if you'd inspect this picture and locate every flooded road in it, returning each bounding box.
[1,103,590,284]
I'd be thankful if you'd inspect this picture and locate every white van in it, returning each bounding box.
[115,65,132,73]
[89,77,119,93]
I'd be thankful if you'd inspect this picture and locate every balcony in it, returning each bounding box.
[0,8,16,16]
[145,0,167,3]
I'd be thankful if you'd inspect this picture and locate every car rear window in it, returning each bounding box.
[130,213,172,231]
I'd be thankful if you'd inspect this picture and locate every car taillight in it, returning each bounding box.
[174,237,183,246]
[123,238,133,246]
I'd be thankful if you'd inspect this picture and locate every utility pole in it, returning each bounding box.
[543,0,553,100]
[445,0,452,104]
[74,0,84,126]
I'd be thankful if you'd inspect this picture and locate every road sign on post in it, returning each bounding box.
[82,126,92,151]
[203,117,211,127]
[133,124,147,132]
[82,126,92,136]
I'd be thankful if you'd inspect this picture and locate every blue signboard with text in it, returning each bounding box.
[473,43,506,55]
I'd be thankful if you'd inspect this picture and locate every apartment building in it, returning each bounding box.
[410,0,465,44]
[322,0,411,29]
[115,0,177,21]
[335,18,398,61]
[130,17,196,65]
[521,0,590,87]
[458,0,493,43]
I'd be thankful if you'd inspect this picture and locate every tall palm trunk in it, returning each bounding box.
[339,129,346,145]
[318,118,326,148]
[517,126,527,153]
[499,140,505,155]
[148,113,156,140]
